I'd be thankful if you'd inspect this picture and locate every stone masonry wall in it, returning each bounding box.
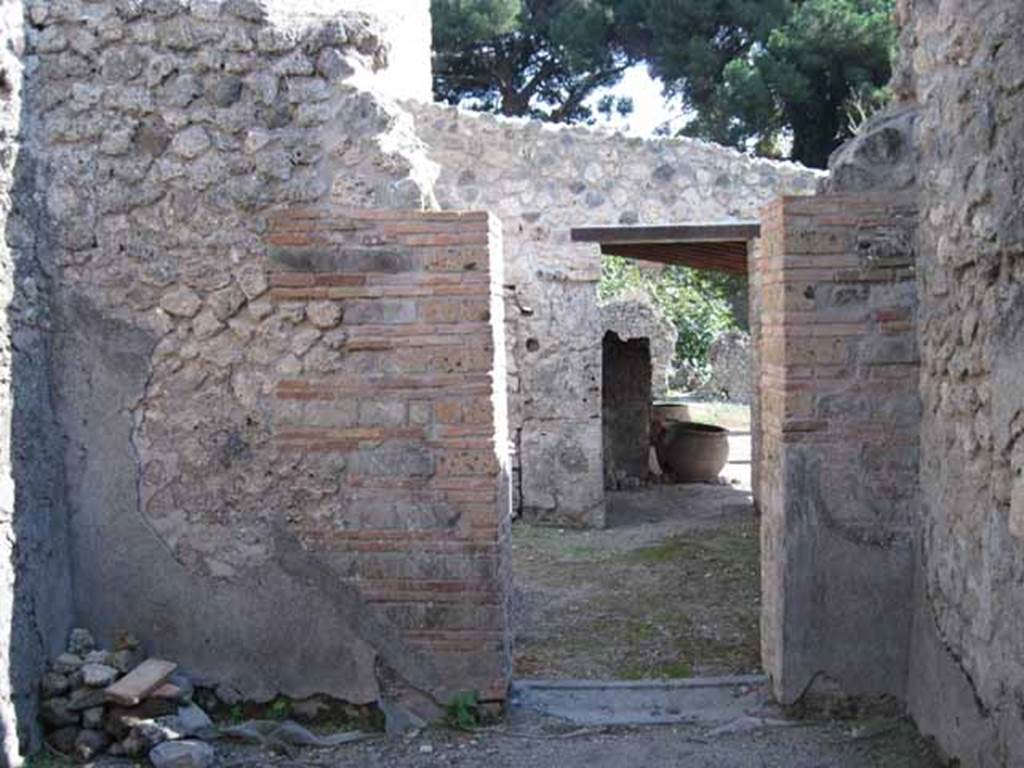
[903,0,1024,763]
[599,296,676,397]
[1,0,76,759]
[410,102,821,527]
[0,1,517,753]
[332,0,431,102]
[756,193,919,706]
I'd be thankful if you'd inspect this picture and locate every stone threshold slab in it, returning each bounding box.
[510,675,770,726]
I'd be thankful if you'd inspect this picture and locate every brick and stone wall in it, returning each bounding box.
[0,0,494,757]
[411,101,822,527]
[755,193,919,706]
[262,206,512,701]
[901,0,1024,763]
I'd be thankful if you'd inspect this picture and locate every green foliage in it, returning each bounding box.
[635,0,896,167]
[703,0,894,166]
[615,0,792,106]
[431,0,637,123]
[435,0,897,167]
[599,256,738,368]
[268,696,292,720]
[432,0,521,46]
[444,690,482,731]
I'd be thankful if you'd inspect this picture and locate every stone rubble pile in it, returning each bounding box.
[40,628,214,767]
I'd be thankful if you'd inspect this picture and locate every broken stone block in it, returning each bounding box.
[74,728,110,761]
[53,652,84,674]
[84,649,112,665]
[105,658,177,706]
[46,725,80,754]
[41,697,79,728]
[82,706,106,730]
[151,682,185,702]
[105,699,178,740]
[121,732,152,758]
[149,739,215,768]
[124,721,171,755]
[160,287,203,318]
[161,703,213,738]
[68,686,107,711]
[109,646,144,674]
[153,672,194,703]
[67,628,96,656]
[82,663,120,687]
[41,671,70,698]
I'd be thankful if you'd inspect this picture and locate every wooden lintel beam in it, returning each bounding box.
[571,222,760,245]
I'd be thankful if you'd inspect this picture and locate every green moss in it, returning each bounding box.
[511,524,608,561]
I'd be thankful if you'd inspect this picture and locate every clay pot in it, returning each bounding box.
[652,403,691,429]
[655,421,730,482]
[651,403,691,445]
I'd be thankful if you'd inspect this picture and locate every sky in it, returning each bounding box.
[585,63,687,137]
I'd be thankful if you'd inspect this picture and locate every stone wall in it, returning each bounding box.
[903,0,1024,763]
[599,296,676,396]
[698,330,752,404]
[319,0,431,102]
[0,0,76,759]
[0,0,518,756]
[756,193,919,706]
[410,102,821,527]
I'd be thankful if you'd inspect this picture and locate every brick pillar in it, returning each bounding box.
[265,208,512,704]
[756,194,919,705]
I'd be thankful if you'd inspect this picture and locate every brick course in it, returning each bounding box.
[755,193,919,705]
[265,207,512,702]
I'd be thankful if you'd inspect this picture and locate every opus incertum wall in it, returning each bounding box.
[755,193,920,706]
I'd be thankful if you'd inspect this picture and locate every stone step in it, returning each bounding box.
[509,675,772,726]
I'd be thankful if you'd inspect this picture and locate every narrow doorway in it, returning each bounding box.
[602,332,652,490]
[512,223,761,684]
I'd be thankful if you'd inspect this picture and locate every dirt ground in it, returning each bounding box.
[195,709,945,768]
[513,419,758,680]
[513,484,759,680]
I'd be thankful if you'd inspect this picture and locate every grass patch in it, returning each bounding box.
[511,524,609,562]
[628,522,759,573]
[620,660,694,680]
[513,516,762,679]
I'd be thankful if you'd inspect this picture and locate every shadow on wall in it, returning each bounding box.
[602,332,652,490]
[1,11,74,759]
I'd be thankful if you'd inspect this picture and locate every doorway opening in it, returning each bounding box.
[511,223,761,682]
[602,332,652,490]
